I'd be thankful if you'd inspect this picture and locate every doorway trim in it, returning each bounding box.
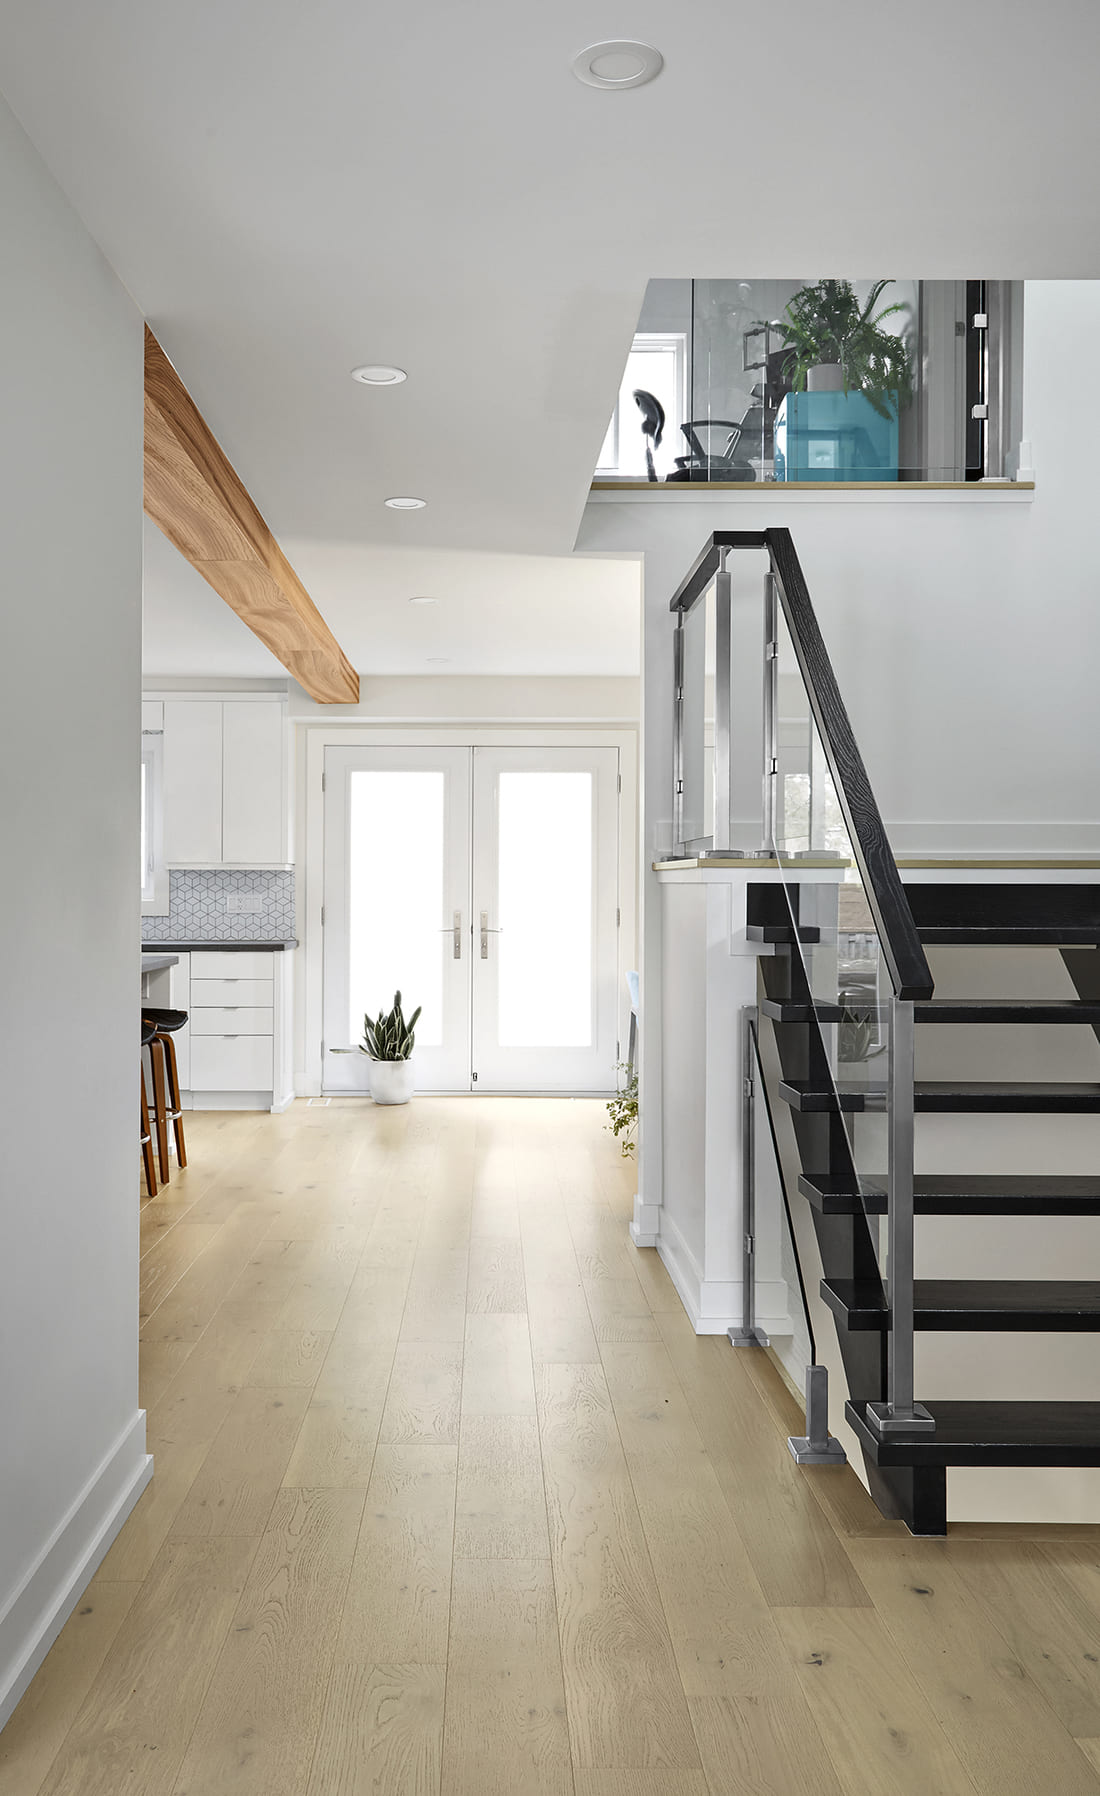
[297,726,638,1096]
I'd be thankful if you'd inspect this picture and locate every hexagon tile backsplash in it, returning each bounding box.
[142,869,295,942]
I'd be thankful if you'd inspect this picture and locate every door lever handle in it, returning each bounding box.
[438,911,462,959]
[480,911,504,958]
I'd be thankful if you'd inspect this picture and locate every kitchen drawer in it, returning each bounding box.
[190,950,275,980]
[190,977,273,1007]
[189,1035,273,1090]
[190,1007,273,1036]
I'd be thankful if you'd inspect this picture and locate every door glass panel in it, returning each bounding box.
[497,771,593,1047]
[348,771,445,1046]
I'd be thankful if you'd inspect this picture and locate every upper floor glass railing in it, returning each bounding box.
[595,278,1026,488]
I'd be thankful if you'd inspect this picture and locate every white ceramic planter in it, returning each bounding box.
[367,1058,416,1105]
[806,361,844,392]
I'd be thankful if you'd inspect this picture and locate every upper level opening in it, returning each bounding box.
[595,278,1024,489]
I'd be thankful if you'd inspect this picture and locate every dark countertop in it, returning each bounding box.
[141,940,298,952]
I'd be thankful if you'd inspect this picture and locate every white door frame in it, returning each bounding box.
[297,727,638,1098]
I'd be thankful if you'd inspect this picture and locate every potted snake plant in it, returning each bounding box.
[331,990,421,1104]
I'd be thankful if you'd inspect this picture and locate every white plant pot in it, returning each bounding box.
[806,362,844,392]
[368,1058,416,1105]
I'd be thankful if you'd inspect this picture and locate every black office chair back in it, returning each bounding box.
[632,388,665,482]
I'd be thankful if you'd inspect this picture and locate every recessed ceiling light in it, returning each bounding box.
[351,364,407,385]
[384,495,427,510]
[408,595,439,605]
[571,41,663,90]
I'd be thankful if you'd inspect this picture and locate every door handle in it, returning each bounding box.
[438,911,462,959]
[480,911,504,958]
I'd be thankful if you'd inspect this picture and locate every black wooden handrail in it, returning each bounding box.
[671,528,933,1002]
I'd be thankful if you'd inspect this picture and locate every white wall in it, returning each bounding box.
[0,95,148,1725]
[289,674,640,725]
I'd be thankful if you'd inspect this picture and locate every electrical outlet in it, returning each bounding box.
[226,893,265,913]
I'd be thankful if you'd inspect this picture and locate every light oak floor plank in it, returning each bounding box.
[306,1662,445,1796]
[171,1486,365,1796]
[337,1445,458,1663]
[442,1556,572,1796]
[35,1538,257,1796]
[0,1583,140,1796]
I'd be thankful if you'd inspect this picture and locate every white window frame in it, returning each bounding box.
[596,331,688,476]
[141,732,170,915]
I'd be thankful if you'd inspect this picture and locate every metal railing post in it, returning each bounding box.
[762,568,778,854]
[672,616,685,852]
[712,553,734,852]
[868,996,934,1434]
[729,1006,769,1349]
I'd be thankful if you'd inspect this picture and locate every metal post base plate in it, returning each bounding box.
[788,1434,847,1466]
[866,1400,936,1435]
[728,1326,770,1348]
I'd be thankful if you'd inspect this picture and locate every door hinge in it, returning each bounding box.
[617,772,622,794]
[472,1070,478,1083]
[765,640,778,662]
[743,1074,754,1097]
[321,771,326,793]
[320,906,325,926]
[745,1233,755,1256]
[675,779,684,795]
[616,907,621,927]
[768,757,777,775]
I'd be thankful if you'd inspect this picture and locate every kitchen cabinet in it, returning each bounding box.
[158,697,287,866]
[163,701,222,864]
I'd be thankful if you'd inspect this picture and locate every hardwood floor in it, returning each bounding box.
[5,1097,1100,1793]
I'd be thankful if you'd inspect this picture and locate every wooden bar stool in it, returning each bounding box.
[142,1007,188,1174]
[140,1019,158,1197]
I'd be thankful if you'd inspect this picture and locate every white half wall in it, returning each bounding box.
[0,94,149,1727]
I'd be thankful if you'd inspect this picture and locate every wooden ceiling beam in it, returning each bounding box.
[143,326,359,704]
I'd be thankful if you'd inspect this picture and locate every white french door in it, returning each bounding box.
[321,744,620,1093]
[470,747,619,1091]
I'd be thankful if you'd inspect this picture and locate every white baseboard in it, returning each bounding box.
[189,1090,272,1111]
[270,1087,297,1114]
[0,1411,153,1731]
[655,1213,742,1335]
[630,1193,661,1249]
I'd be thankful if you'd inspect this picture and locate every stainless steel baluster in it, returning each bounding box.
[868,996,934,1434]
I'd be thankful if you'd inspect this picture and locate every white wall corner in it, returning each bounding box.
[0,1411,152,1731]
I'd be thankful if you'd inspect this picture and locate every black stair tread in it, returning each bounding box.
[822,1277,1100,1331]
[916,999,1100,1023]
[799,1172,1100,1216]
[919,925,1100,945]
[780,1079,1100,1114]
[847,1399,1100,1468]
[764,995,1100,1025]
[746,922,821,944]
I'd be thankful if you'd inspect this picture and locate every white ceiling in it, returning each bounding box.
[5,1,1100,673]
[143,517,641,678]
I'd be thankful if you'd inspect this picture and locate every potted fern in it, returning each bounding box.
[774,279,912,481]
[331,990,421,1104]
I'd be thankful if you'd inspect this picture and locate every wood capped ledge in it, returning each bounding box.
[143,327,359,704]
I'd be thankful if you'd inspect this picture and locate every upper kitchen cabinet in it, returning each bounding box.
[161,696,289,866]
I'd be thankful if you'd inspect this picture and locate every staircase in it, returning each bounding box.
[666,527,1100,1536]
[751,862,1100,1535]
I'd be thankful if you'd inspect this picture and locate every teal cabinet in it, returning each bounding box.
[774,390,898,482]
